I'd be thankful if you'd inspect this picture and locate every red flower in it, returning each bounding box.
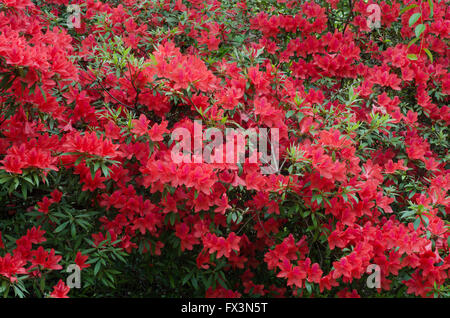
[131,114,150,137]
[50,190,63,203]
[203,232,241,258]
[214,194,231,214]
[75,252,90,270]
[50,280,70,298]
[0,155,24,174]
[31,247,62,270]
[0,253,27,282]
[62,132,122,159]
[276,260,307,288]
[37,197,52,214]
[148,120,169,142]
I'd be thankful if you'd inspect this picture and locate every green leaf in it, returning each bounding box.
[408,13,421,27]
[305,281,312,294]
[90,166,96,180]
[413,217,421,230]
[428,0,434,19]
[191,276,198,290]
[316,195,322,206]
[101,164,110,177]
[400,4,418,14]
[414,24,426,38]
[38,84,47,102]
[169,212,176,226]
[408,38,420,49]
[54,221,69,233]
[407,54,418,60]
[74,156,83,166]
[423,48,433,62]
[71,223,77,237]
[401,210,416,219]
[94,261,101,276]
[422,215,429,228]
[21,184,28,200]
[286,110,295,118]
[93,161,100,173]
[407,37,420,48]
[0,176,11,184]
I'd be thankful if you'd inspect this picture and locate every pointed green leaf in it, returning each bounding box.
[409,13,421,27]
[428,0,434,19]
[413,217,421,230]
[54,221,69,233]
[400,4,418,14]
[414,24,426,38]
[423,48,433,63]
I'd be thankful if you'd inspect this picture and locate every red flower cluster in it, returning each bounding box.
[0,0,448,299]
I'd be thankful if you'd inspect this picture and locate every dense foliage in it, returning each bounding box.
[0,0,448,298]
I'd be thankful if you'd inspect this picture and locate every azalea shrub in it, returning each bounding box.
[0,0,449,298]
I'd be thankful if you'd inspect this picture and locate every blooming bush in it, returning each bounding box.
[0,0,448,298]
